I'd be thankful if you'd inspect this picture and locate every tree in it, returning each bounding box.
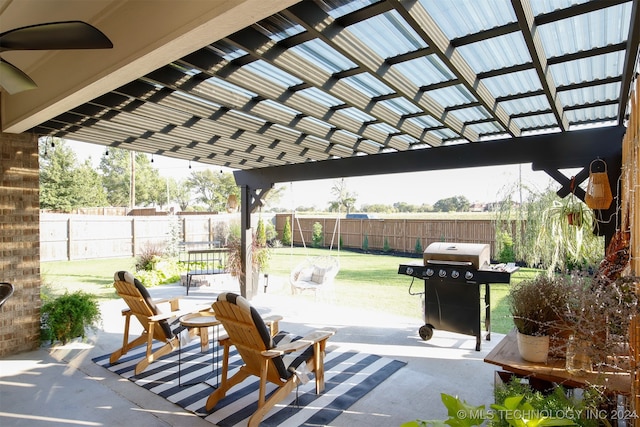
[187,170,239,211]
[74,161,109,207]
[174,179,192,211]
[360,203,393,213]
[433,196,470,212]
[99,149,166,207]
[40,139,107,211]
[99,148,131,206]
[262,184,286,210]
[330,178,357,214]
[132,154,165,207]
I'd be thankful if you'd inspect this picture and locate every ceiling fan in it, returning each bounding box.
[0,21,113,95]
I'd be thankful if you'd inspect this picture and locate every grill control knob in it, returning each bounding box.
[426,268,434,277]
[465,271,474,280]
[451,270,459,279]
[406,267,413,276]
[438,269,447,278]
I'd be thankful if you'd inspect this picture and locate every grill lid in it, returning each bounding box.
[423,242,490,270]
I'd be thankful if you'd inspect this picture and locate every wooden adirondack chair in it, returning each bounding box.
[205,292,334,427]
[109,271,206,375]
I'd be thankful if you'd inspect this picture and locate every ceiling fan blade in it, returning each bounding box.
[0,21,113,52]
[0,59,37,95]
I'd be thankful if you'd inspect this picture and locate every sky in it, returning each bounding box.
[65,139,559,209]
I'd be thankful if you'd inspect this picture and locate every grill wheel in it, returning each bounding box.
[419,324,433,341]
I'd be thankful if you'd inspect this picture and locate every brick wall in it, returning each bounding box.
[0,132,41,356]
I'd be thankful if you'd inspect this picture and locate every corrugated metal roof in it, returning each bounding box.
[32,0,638,171]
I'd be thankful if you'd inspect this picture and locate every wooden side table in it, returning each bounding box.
[178,311,221,386]
[484,329,631,395]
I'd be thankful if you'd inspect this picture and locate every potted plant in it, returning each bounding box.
[40,290,101,344]
[538,195,596,273]
[508,274,570,363]
[226,230,271,298]
[560,270,639,373]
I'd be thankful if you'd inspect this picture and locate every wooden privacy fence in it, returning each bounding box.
[275,214,511,258]
[41,212,511,261]
[40,212,246,261]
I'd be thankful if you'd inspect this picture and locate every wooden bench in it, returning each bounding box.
[185,247,229,295]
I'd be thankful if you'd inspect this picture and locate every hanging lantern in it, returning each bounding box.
[585,159,613,210]
[226,194,238,213]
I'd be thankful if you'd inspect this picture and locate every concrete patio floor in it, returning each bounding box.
[0,275,505,427]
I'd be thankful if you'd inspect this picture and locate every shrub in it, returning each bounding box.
[312,222,323,248]
[362,234,369,252]
[136,243,165,271]
[383,237,391,253]
[256,217,267,247]
[497,231,515,263]
[41,291,101,344]
[265,221,277,244]
[135,259,182,287]
[414,238,423,254]
[282,217,292,246]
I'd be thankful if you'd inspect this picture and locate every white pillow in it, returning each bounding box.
[298,267,314,282]
[311,266,326,283]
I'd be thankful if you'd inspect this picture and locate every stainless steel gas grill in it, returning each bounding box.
[398,242,516,351]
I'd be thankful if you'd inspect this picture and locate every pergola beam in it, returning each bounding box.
[234,125,625,189]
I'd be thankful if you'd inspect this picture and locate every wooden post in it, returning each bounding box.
[131,218,136,258]
[67,217,72,261]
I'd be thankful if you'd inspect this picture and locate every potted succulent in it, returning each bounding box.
[508,274,570,363]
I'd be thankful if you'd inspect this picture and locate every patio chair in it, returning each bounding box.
[205,292,334,427]
[289,255,340,300]
[109,271,206,375]
[0,282,13,309]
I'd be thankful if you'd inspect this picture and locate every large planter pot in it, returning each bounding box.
[516,331,549,363]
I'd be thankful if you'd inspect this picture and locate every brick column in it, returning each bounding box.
[0,132,41,355]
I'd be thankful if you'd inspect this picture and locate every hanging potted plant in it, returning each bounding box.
[508,274,570,363]
[563,194,588,227]
[538,192,596,273]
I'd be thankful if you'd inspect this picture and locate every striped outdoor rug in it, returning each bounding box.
[93,341,405,426]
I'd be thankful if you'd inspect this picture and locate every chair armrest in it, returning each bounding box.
[263,315,283,336]
[148,304,211,322]
[152,297,181,306]
[152,297,181,312]
[262,330,334,358]
[263,314,283,323]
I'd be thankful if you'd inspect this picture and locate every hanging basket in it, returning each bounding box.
[585,159,613,210]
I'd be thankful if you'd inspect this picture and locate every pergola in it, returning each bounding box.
[2,0,639,296]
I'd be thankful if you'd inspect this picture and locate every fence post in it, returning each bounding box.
[67,217,72,261]
[131,218,136,258]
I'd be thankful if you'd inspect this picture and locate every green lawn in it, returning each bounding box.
[40,257,136,299]
[40,248,540,335]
